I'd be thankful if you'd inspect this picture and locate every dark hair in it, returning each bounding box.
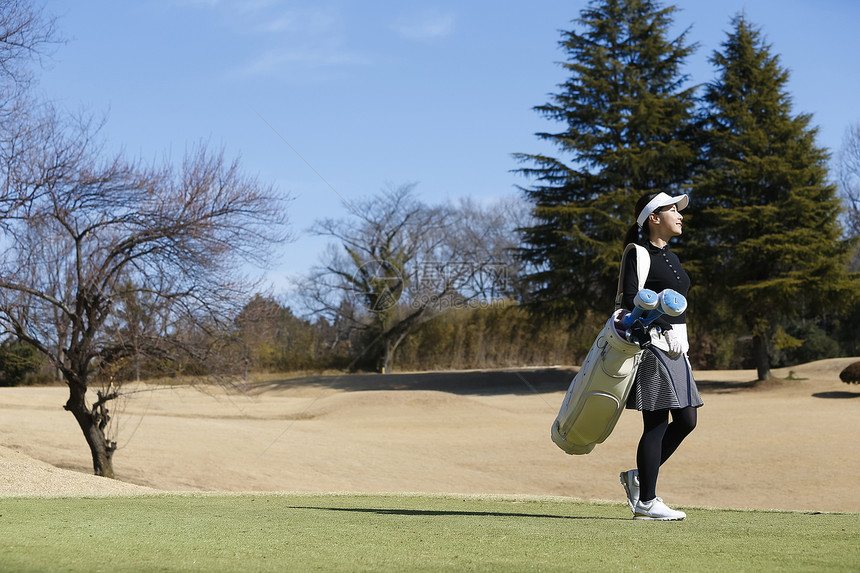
[623,192,661,247]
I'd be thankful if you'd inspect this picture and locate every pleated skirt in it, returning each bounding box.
[626,347,703,411]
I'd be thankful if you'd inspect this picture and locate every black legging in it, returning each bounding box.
[636,406,697,502]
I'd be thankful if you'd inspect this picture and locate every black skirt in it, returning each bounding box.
[626,347,703,411]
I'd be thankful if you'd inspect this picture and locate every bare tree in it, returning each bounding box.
[299,184,519,372]
[0,109,290,477]
[103,279,171,382]
[0,0,55,71]
[837,122,860,271]
[0,0,57,98]
[452,195,531,301]
[0,0,58,216]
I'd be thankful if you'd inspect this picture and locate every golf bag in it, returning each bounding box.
[551,244,650,455]
[550,309,645,454]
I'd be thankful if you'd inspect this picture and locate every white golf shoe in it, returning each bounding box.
[633,497,686,521]
[619,469,639,513]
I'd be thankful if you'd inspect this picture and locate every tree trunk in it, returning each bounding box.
[64,383,116,478]
[381,328,412,374]
[381,339,392,373]
[752,333,772,381]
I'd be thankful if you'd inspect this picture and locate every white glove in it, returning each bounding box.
[664,329,683,359]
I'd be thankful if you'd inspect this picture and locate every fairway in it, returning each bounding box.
[0,493,857,572]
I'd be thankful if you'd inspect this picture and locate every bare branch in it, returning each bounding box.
[0,0,59,95]
[0,104,291,476]
[299,184,521,372]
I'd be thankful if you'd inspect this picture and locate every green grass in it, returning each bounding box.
[0,493,856,572]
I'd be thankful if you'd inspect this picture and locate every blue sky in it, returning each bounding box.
[36,0,860,301]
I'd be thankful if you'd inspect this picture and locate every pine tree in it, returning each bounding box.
[515,0,697,317]
[687,15,857,380]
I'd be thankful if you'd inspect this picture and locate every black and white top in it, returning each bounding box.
[621,241,691,328]
[621,241,702,411]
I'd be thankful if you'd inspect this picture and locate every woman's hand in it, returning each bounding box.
[665,329,684,359]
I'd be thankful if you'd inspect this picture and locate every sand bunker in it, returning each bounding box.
[1,358,858,512]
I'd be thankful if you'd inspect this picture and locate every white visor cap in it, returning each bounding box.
[636,192,689,228]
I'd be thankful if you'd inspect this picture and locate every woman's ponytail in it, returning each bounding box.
[625,191,661,247]
[623,223,641,247]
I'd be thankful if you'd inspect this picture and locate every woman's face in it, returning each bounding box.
[650,204,683,238]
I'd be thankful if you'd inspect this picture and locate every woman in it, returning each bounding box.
[618,191,703,521]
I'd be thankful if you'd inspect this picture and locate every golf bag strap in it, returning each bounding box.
[615,243,650,310]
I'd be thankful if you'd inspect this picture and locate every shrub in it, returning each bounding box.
[0,340,41,386]
[839,361,860,385]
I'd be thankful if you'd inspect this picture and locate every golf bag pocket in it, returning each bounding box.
[551,309,642,455]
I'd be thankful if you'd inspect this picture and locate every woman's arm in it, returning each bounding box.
[622,247,673,331]
[621,249,639,311]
